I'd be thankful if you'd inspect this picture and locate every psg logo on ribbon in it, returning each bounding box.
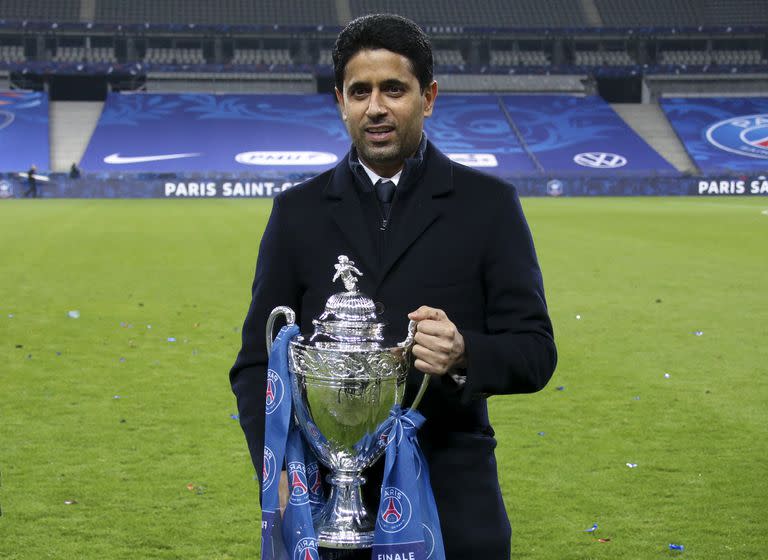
[379,487,413,533]
[293,537,319,560]
[306,461,323,503]
[287,461,310,506]
[265,369,284,415]
[706,114,768,160]
[262,446,277,491]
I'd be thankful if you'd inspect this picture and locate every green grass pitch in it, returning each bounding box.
[1,197,766,559]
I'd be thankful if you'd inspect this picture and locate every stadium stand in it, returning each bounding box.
[145,48,205,65]
[0,45,25,63]
[596,0,768,26]
[659,50,711,66]
[490,50,550,67]
[610,103,695,172]
[595,0,701,26]
[661,96,768,173]
[49,101,102,171]
[231,49,293,66]
[349,0,588,27]
[0,91,50,170]
[94,0,339,25]
[0,0,80,22]
[434,49,464,66]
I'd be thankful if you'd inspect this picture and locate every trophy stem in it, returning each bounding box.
[315,471,374,549]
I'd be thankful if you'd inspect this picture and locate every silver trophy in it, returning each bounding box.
[266,255,429,549]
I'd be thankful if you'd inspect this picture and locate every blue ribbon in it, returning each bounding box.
[373,406,446,560]
[261,324,320,560]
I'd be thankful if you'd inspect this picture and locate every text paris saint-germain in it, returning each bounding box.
[163,180,303,197]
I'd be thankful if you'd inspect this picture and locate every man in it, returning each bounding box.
[230,14,557,559]
[24,165,37,197]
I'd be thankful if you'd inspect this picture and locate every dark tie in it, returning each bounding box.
[375,179,396,217]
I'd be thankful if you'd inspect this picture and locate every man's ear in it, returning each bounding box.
[335,87,347,121]
[423,80,438,117]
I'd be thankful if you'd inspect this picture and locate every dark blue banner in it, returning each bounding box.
[502,95,677,174]
[661,97,768,173]
[0,91,50,172]
[2,172,766,199]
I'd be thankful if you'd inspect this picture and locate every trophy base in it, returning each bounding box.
[316,472,374,549]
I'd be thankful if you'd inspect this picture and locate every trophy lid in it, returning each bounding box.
[308,256,386,347]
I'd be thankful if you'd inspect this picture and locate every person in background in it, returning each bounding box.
[24,165,37,198]
[69,162,81,179]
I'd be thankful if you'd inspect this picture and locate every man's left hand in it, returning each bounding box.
[407,306,466,376]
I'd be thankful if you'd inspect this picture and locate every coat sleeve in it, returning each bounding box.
[459,185,557,401]
[229,195,301,482]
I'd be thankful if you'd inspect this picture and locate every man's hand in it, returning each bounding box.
[407,306,467,376]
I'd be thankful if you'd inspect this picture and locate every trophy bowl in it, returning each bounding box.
[266,256,429,549]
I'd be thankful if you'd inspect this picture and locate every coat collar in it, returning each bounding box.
[323,140,454,285]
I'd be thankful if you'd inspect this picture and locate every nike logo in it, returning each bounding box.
[103,152,201,164]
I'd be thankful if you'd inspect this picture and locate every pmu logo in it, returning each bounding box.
[264,369,284,415]
[706,114,768,160]
[262,446,277,491]
[573,152,627,169]
[235,151,338,166]
[293,537,319,560]
[379,487,412,533]
[287,461,309,506]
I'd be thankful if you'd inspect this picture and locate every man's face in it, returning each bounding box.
[336,48,437,177]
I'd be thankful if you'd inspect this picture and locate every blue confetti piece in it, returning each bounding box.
[119,357,126,363]
[67,310,80,319]
[230,414,239,420]
[626,463,638,468]
[584,523,598,533]
[693,331,703,336]
[669,543,684,551]
[556,386,565,391]
[167,337,176,342]
[537,431,546,436]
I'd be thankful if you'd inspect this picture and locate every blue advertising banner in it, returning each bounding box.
[80,92,540,176]
[2,172,765,199]
[0,91,50,172]
[502,95,677,174]
[661,97,768,173]
[424,94,537,174]
[79,92,350,173]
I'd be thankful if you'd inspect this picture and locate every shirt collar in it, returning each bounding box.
[358,160,402,186]
[348,133,428,192]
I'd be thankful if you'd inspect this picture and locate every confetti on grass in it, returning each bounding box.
[584,523,598,533]
[626,463,638,468]
[230,414,239,421]
[64,500,78,505]
[669,543,685,551]
[693,331,703,336]
[67,310,80,319]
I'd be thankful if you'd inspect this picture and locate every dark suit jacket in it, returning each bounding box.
[230,140,556,558]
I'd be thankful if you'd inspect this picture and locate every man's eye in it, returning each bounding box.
[386,86,404,94]
[351,88,369,97]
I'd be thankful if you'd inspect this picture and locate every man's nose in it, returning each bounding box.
[365,90,387,118]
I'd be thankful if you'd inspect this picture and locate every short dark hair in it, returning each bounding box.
[333,14,433,93]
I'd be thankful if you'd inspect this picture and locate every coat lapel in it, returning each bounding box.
[323,161,378,276]
[378,145,454,285]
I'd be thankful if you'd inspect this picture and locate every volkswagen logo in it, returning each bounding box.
[573,152,627,169]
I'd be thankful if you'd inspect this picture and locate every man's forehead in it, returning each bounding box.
[343,48,417,83]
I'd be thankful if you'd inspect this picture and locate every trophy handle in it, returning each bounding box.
[266,306,296,353]
[399,319,431,412]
